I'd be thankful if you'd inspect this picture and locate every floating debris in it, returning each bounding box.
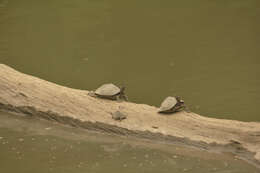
[169,62,175,67]
[224,162,229,167]
[18,138,24,142]
[172,155,178,159]
[195,105,200,109]
[211,168,218,171]
[131,156,137,160]
[183,168,189,172]
[83,57,89,61]
[50,146,57,151]
[2,141,8,145]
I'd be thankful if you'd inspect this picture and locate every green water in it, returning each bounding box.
[0,0,260,172]
[1,112,259,173]
[0,0,259,121]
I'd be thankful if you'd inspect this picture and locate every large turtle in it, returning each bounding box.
[88,83,128,101]
[158,96,188,113]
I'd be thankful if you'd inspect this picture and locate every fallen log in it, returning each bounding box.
[0,64,260,167]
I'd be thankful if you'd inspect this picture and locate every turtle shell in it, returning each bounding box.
[95,83,120,96]
[158,96,178,112]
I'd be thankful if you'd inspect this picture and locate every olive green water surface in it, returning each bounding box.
[0,0,259,121]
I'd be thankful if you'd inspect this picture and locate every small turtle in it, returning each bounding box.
[111,111,127,121]
[88,83,128,101]
[158,96,188,113]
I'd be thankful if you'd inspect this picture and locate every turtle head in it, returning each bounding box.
[175,96,184,103]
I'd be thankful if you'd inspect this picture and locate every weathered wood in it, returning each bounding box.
[0,64,260,167]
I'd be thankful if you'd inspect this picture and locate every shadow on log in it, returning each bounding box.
[0,64,260,168]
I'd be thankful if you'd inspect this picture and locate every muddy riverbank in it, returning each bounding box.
[0,64,260,168]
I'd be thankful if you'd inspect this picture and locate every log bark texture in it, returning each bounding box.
[0,64,260,167]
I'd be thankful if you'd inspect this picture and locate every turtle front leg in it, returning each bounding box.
[119,93,128,101]
[115,95,123,102]
[172,104,189,113]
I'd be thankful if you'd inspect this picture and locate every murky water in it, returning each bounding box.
[0,112,259,173]
[0,0,259,172]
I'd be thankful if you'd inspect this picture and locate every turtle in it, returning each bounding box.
[158,96,189,113]
[88,83,128,101]
[111,111,127,121]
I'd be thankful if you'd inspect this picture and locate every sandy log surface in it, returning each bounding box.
[0,64,260,167]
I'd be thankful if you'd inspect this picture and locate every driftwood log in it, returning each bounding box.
[0,64,260,167]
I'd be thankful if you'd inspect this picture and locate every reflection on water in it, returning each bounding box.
[0,112,259,173]
[0,0,259,121]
